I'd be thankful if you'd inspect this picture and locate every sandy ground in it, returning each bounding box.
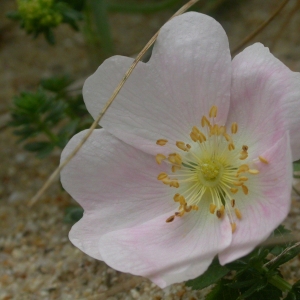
[1,0,300,299]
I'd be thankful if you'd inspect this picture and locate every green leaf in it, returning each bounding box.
[246,283,282,300]
[206,279,240,300]
[186,259,230,290]
[40,75,73,92]
[64,206,84,223]
[238,279,267,299]
[293,163,300,172]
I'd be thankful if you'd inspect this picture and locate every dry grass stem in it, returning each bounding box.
[28,0,201,206]
[231,0,290,56]
[270,0,300,51]
[263,241,300,267]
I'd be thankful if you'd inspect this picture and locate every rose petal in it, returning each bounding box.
[227,43,300,160]
[219,132,292,265]
[99,200,232,288]
[83,12,232,155]
[60,129,175,260]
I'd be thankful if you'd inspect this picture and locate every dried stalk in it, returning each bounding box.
[231,0,290,56]
[28,0,201,206]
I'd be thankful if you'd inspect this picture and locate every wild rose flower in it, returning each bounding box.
[61,12,300,288]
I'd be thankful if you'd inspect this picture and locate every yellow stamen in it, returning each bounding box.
[162,178,171,185]
[209,105,218,118]
[192,205,199,211]
[228,143,235,151]
[219,126,226,135]
[242,145,248,151]
[172,165,181,173]
[156,139,168,146]
[176,141,187,151]
[175,211,184,217]
[237,164,249,174]
[157,172,168,180]
[201,115,211,127]
[190,132,198,142]
[186,144,191,150]
[231,222,237,233]
[239,176,248,181]
[231,122,238,134]
[216,205,225,219]
[209,203,217,214]
[233,181,244,186]
[242,185,249,195]
[230,188,238,194]
[259,156,269,164]
[166,215,175,223]
[155,154,166,164]
[184,204,192,212]
[231,199,235,207]
[235,208,242,220]
[223,133,232,143]
[248,169,259,175]
[239,151,248,160]
[170,180,179,188]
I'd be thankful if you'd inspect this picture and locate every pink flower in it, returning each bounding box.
[61,12,299,288]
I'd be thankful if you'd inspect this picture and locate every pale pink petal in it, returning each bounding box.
[83,12,231,155]
[60,129,176,260]
[227,43,300,161]
[219,132,292,265]
[99,200,232,288]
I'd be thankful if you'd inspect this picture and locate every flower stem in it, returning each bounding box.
[268,274,292,292]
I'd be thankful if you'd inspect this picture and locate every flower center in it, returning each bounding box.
[199,160,221,183]
[155,105,269,232]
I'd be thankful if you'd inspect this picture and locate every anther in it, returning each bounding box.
[157,172,168,180]
[242,145,248,151]
[231,199,235,207]
[156,139,168,146]
[228,143,235,151]
[201,116,211,127]
[192,205,199,211]
[242,185,249,195]
[230,188,238,194]
[166,215,175,223]
[209,203,217,214]
[248,169,259,175]
[231,122,238,134]
[239,151,248,160]
[190,132,198,142]
[170,180,179,188]
[172,165,181,173]
[184,204,192,212]
[233,181,244,186]
[176,141,188,151]
[237,164,249,174]
[156,154,166,164]
[259,156,269,164]
[235,208,242,220]
[219,126,226,135]
[223,133,232,143]
[216,205,225,219]
[231,222,237,233]
[209,105,218,118]
[186,144,191,150]
[175,211,184,217]
[238,176,248,181]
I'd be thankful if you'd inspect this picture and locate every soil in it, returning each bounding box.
[1,0,300,299]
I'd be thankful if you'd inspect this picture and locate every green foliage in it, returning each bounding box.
[64,206,84,223]
[186,225,300,299]
[186,259,230,290]
[7,0,83,44]
[9,75,92,158]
